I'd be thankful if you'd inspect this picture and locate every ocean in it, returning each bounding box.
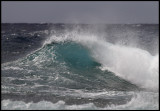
[1,23,159,110]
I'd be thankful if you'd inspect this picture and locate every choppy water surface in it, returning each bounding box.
[1,24,159,110]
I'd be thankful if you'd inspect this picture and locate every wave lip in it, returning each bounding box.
[43,31,159,91]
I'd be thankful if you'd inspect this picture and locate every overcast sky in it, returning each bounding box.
[2,1,159,24]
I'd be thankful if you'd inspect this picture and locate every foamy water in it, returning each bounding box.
[2,25,159,110]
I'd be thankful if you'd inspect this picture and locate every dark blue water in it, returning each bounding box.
[1,23,159,110]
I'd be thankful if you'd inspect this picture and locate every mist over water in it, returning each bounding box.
[44,29,159,91]
[1,24,159,110]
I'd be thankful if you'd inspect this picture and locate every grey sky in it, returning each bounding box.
[2,1,159,24]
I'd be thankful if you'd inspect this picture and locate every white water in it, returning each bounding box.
[2,92,158,110]
[45,31,159,91]
[86,40,159,91]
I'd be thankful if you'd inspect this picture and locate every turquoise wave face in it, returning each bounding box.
[54,42,101,70]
